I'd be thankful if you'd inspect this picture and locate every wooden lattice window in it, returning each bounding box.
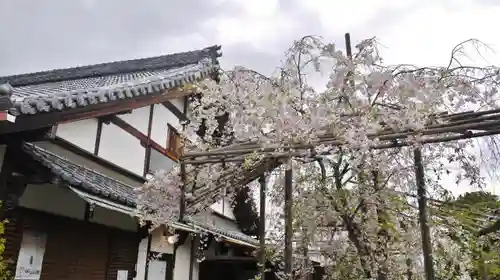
[166,124,182,160]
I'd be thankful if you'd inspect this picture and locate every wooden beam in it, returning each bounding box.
[108,115,178,162]
[94,119,103,156]
[162,101,188,122]
[143,105,155,176]
[0,88,192,134]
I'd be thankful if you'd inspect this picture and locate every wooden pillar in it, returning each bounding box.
[414,148,435,280]
[284,164,293,279]
[259,175,266,280]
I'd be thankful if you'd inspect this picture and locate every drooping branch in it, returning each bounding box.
[136,35,500,280]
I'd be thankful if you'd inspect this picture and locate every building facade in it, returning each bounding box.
[0,46,259,280]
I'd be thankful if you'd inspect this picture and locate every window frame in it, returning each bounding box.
[166,124,182,160]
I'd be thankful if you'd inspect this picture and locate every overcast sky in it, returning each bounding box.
[2,0,500,77]
[2,0,500,195]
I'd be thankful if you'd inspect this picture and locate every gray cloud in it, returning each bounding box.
[216,0,342,76]
[0,0,400,78]
[0,0,241,75]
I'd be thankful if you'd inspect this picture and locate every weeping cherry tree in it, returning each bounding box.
[136,35,500,279]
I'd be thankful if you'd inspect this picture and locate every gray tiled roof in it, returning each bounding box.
[0,46,221,115]
[23,142,137,206]
[22,142,258,246]
[187,212,259,247]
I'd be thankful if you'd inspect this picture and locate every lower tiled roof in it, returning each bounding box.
[23,142,137,206]
[23,142,258,246]
[187,212,259,247]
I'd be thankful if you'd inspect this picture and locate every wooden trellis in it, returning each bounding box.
[177,34,500,280]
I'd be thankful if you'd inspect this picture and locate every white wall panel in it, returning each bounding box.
[117,106,151,135]
[134,237,149,280]
[174,236,195,280]
[99,123,146,176]
[169,98,185,113]
[150,227,174,254]
[150,104,180,149]
[56,119,98,153]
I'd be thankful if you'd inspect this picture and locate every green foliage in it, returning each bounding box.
[0,218,10,280]
[231,186,260,236]
[455,191,500,209]
[445,191,500,279]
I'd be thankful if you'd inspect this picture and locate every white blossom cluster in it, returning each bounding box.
[136,36,500,279]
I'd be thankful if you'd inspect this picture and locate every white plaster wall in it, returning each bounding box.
[174,236,195,280]
[170,98,185,113]
[192,259,199,280]
[210,199,236,220]
[149,148,175,174]
[134,237,149,280]
[149,227,174,254]
[150,104,180,149]
[55,119,98,153]
[99,122,146,176]
[117,106,151,135]
[134,231,198,280]
[18,184,137,231]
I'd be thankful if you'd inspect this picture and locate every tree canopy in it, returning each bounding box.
[136,35,500,279]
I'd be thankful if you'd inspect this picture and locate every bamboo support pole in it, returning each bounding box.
[182,127,500,165]
[182,110,500,161]
[284,162,293,279]
[259,175,267,280]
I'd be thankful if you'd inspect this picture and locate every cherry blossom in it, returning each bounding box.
[136,35,500,279]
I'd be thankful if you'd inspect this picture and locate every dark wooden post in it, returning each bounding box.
[179,162,186,221]
[301,227,309,280]
[188,233,197,280]
[259,175,266,280]
[344,33,355,91]
[284,164,293,279]
[414,148,435,280]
